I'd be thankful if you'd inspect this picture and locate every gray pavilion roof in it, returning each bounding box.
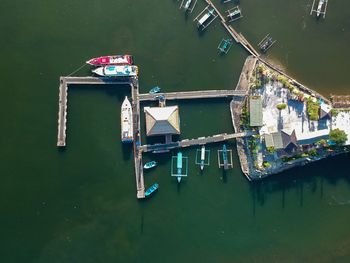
[144,106,180,136]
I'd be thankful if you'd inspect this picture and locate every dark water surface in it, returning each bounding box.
[1,0,350,262]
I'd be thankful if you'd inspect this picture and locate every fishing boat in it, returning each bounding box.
[197,8,215,27]
[149,86,161,94]
[92,65,138,77]
[144,161,157,169]
[184,0,192,10]
[218,38,233,54]
[145,183,159,197]
[177,152,183,183]
[200,145,205,171]
[316,0,325,17]
[86,55,133,66]
[121,96,133,143]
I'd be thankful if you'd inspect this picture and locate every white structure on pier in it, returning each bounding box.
[144,106,180,136]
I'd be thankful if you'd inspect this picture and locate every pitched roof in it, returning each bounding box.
[144,106,180,136]
[265,129,297,150]
[249,96,263,127]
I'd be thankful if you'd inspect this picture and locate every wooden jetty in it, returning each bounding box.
[179,0,198,13]
[130,78,145,199]
[310,0,328,18]
[57,76,131,147]
[194,5,218,30]
[138,89,246,101]
[139,131,254,153]
[56,76,145,199]
[330,95,350,109]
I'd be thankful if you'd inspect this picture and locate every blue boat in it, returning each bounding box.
[144,161,157,169]
[149,86,161,94]
[177,152,183,183]
[145,183,159,197]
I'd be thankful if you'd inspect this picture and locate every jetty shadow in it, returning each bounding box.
[221,170,228,183]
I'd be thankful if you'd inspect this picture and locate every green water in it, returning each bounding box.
[1,0,350,262]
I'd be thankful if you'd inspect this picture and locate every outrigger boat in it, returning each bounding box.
[218,38,233,54]
[86,55,133,66]
[92,65,138,77]
[149,86,161,94]
[144,161,157,170]
[316,0,325,17]
[177,152,183,183]
[145,183,159,197]
[184,0,192,10]
[200,145,205,171]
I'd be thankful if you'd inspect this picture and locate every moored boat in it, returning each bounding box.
[144,161,157,169]
[200,145,205,171]
[149,86,161,94]
[121,96,133,143]
[316,0,325,17]
[92,65,138,77]
[86,55,133,66]
[145,183,159,197]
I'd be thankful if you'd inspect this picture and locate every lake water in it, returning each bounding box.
[1,0,350,262]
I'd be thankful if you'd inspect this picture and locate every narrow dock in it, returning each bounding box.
[57,76,131,147]
[138,89,247,101]
[130,78,145,199]
[139,131,254,153]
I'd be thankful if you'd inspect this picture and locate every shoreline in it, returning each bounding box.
[232,56,350,180]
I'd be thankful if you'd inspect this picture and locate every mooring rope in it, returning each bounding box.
[67,63,88,76]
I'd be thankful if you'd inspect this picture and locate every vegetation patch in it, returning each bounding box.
[329,128,348,146]
[276,103,287,110]
[307,98,320,121]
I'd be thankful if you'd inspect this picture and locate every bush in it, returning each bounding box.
[307,98,320,121]
[329,129,348,146]
[331,109,339,117]
[276,103,287,110]
[263,161,271,168]
[266,146,275,153]
[309,148,318,156]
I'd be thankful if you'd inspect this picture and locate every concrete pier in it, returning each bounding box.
[138,89,246,101]
[56,76,131,147]
[139,131,254,153]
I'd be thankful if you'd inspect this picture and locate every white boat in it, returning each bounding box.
[200,145,205,171]
[121,96,133,143]
[198,9,214,27]
[184,0,192,10]
[316,0,325,17]
[92,65,138,77]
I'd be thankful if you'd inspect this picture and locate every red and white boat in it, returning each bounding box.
[86,55,133,66]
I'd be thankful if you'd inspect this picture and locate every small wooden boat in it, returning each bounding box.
[144,161,157,169]
[149,86,161,94]
[86,55,133,66]
[218,38,233,54]
[200,145,205,171]
[145,183,159,197]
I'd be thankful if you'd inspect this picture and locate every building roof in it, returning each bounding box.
[249,96,263,127]
[265,129,297,150]
[320,103,332,119]
[144,106,180,136]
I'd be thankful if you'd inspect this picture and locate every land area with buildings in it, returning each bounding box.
[232,56,350,180]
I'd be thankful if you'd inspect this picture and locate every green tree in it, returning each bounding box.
[276,103,287,110]
[329,129,347,146]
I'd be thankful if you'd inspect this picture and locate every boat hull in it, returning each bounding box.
[121,96,133,143]
[87,55,133,66]
[93,65,138,77]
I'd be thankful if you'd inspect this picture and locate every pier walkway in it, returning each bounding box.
[57,76,131,147]
[203,0,260,57]
[331,95,350,109]
[139,131,254,153]
[138,89,247,101]
[130,78,145,199]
